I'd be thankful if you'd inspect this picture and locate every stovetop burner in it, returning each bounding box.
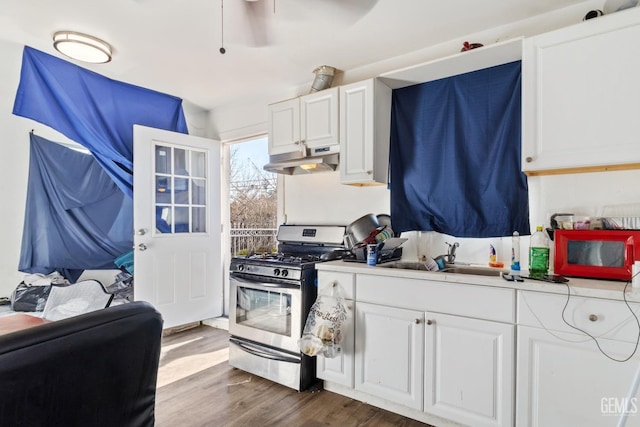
[230,224,348,280]
[245,252,321,263]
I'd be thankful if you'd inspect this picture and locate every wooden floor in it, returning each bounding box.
[155,325,433,427]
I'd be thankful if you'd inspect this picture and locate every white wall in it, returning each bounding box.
[0,40,60,297]
[281,172,390,225]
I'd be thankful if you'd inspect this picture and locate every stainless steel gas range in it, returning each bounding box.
[228,224,347,391]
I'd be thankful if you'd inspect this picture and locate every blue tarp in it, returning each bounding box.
[19,134,133,282]
[12,46,188,198]
[389,61,530,238]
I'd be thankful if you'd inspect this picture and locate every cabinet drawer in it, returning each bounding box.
[518,290,640,343]
[318,271,354,300]
[357,274,515,323]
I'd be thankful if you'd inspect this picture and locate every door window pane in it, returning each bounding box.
[174,178,189,204]
[154,144,207,235]
[191,151,206,178]
[155,176,172,204]
[174,207,190,233]
[174,148,188,176]
[192,179,206,205]
[192,207,206,232]
[155,146,171,174]
[156,206,172,233]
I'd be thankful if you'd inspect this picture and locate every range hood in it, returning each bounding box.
[263,145,339,175]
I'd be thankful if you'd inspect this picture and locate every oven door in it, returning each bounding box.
[229,273,302,354]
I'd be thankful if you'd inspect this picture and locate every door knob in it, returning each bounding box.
[137,243,148,251]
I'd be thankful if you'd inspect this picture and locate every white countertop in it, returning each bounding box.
[317,260,640,303]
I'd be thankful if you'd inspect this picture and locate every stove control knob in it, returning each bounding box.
[237,264,245,272]
[274,268,281,276]
[281,269,289,277]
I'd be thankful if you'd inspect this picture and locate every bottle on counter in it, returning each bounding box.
[511,231,521,276]
[529,226,549,279]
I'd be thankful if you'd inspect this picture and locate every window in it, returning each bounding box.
[154,144,207,234]
[228,137,277,255]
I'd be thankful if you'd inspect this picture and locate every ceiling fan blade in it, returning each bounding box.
[243,0,272,47]
[313,0,379,24]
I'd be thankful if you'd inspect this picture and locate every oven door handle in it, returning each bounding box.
[230,274,300,289]
[230,338,301,364]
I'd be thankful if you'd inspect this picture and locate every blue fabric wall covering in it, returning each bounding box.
[390,61,530,238]
[12,46,188,198]
[19,134,133,282]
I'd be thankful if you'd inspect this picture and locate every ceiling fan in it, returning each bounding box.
[220,0,378,53]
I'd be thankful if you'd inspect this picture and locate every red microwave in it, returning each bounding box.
[554,229,640,281]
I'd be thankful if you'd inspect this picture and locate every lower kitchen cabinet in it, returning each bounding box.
[355,301,424,410]
[516,291,640,427]
[425,312,514,427]
[316,271,355,388]
[517,325,640,427]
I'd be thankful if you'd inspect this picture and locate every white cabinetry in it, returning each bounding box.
[268,88,339,156]
[339,79,391,186]
[354,273,515,426]
[516,291,640,427]
[522,9,640,174]
[355,302,424,410]
[425,312,514,427]
[301,87,339,150]
[316,271,355,388]
[268,97,301,156]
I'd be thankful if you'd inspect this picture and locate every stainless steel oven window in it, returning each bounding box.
[229,275,303,353]
[236,286,292,336]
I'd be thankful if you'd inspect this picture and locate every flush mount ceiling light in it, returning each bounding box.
[53,31,112,63]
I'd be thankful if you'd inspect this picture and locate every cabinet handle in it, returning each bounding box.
[588,314,598,322]
[525,156,533,163]
[415,319,421,324]
[366,170,373,175]
[426,319,433,325]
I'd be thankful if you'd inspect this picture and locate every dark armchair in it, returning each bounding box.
[0,301,163,427]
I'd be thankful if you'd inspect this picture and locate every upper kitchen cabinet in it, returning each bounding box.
[268,97,301,155]
[301,87,339,150]
[522,9,640,175]
[339,79,392,186]
[268,87,339,156]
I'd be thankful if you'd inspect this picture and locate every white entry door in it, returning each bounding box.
[133,125,222,328]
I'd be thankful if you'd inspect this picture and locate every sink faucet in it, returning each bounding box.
[435,241,459,264]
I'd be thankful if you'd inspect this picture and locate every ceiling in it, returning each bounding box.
[0,0,594,112]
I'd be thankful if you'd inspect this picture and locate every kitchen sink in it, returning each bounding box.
[378,261,429,271]
[379,261,505,277]
[439,266,504,277]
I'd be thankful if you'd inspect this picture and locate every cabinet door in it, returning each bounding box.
[340,80,375,184]
[522,11,640,173]
[316,271,355,387]
[300,87,339,149]
[355,302,424,410]
[268,98,301,155]
[424,312,514,427]
[517,325,640,427]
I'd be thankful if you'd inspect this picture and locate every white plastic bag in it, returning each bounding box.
[299,284,351,358]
